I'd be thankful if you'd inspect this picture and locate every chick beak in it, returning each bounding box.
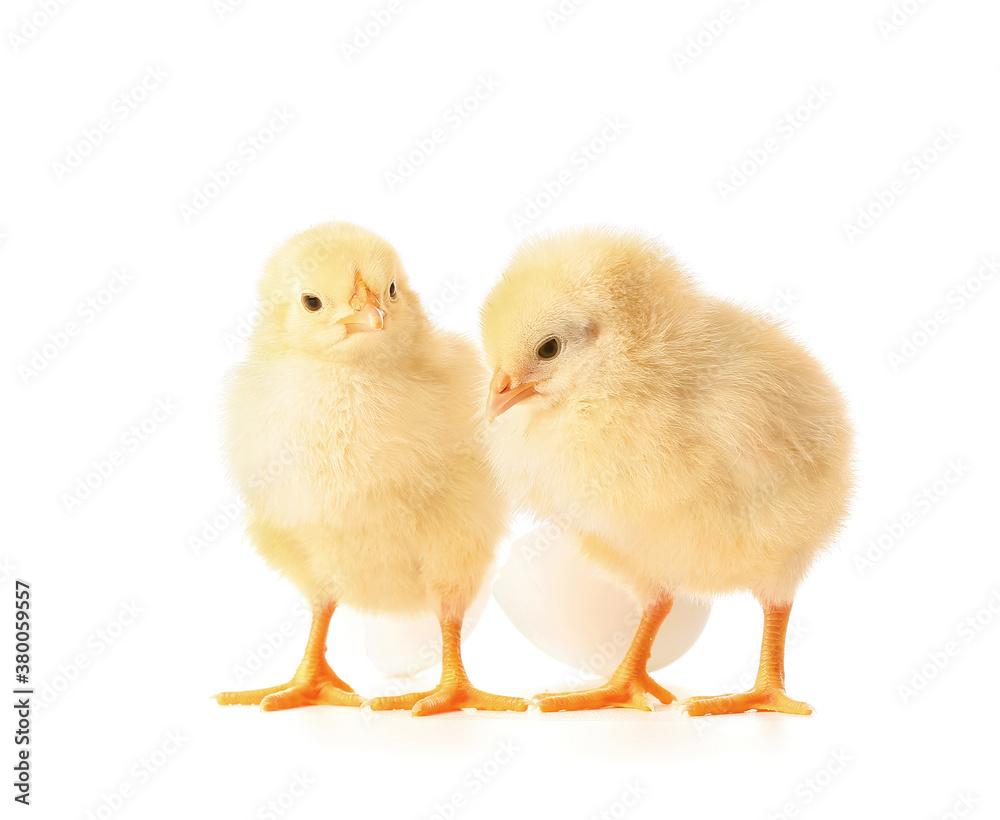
[338,277,385,334]
[487,369,537,422]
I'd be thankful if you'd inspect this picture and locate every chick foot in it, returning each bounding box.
[683,689,812,716]
[367,613,529,716]
[259,672,361,712]
[683,601,811,717]
[536,670,675,712]
[369,682,529,716]
[214,665,361,710]
[536,595,676,712]
[212,603,361,711]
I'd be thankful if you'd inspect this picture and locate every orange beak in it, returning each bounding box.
[487,369,537,422]
[338,274,385,334]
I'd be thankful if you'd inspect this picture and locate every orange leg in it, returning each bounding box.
[535,595,676,712]
[368,614,529,716]
[684,601,812,716]
[213,603,362,711]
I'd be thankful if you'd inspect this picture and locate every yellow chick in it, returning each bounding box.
[480,228,853,715]
[213,222,527,715]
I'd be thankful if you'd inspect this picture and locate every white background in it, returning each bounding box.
[3,0,999,817]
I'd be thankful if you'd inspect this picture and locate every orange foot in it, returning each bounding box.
[535,671,676,713]
[213,665,362,712]
[368,682,530,717]
[683,688,812,716]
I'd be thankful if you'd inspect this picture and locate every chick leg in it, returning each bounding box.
[683,601,812,716]
[368,614,530,716]
[213,603,362,711]
[535,595,677,712]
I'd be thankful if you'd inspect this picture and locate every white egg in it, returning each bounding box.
[493,527,710,673]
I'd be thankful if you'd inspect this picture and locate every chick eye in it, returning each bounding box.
[388,280,397,300]
[536,336,562,360]
[301,293,322,312]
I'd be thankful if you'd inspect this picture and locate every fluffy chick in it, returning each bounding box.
[213,222,527,715]
[480,228,853,715]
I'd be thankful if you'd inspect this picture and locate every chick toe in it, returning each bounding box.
[212,683,292,707]
[683,691,813,717]
[535,673,674,713]
[214,665,361,711]
[639,672,678,707]
[366,690,432,712]
[259,681,362,712]
[369,684,528,716]
[411,684,529,717]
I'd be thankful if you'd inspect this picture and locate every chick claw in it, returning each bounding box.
[368,683,530,717]
[683,689,813,717]
[213,667,362,711]
[535,671,676,713]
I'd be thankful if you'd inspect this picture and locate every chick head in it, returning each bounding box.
[481,227,685,421]
[256,222,425,360]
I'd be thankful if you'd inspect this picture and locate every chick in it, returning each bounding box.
[480,228,853,715]
[213,222,527,715]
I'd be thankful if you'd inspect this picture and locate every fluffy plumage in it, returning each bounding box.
[480,227,854,714]
[214,222,524,714]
